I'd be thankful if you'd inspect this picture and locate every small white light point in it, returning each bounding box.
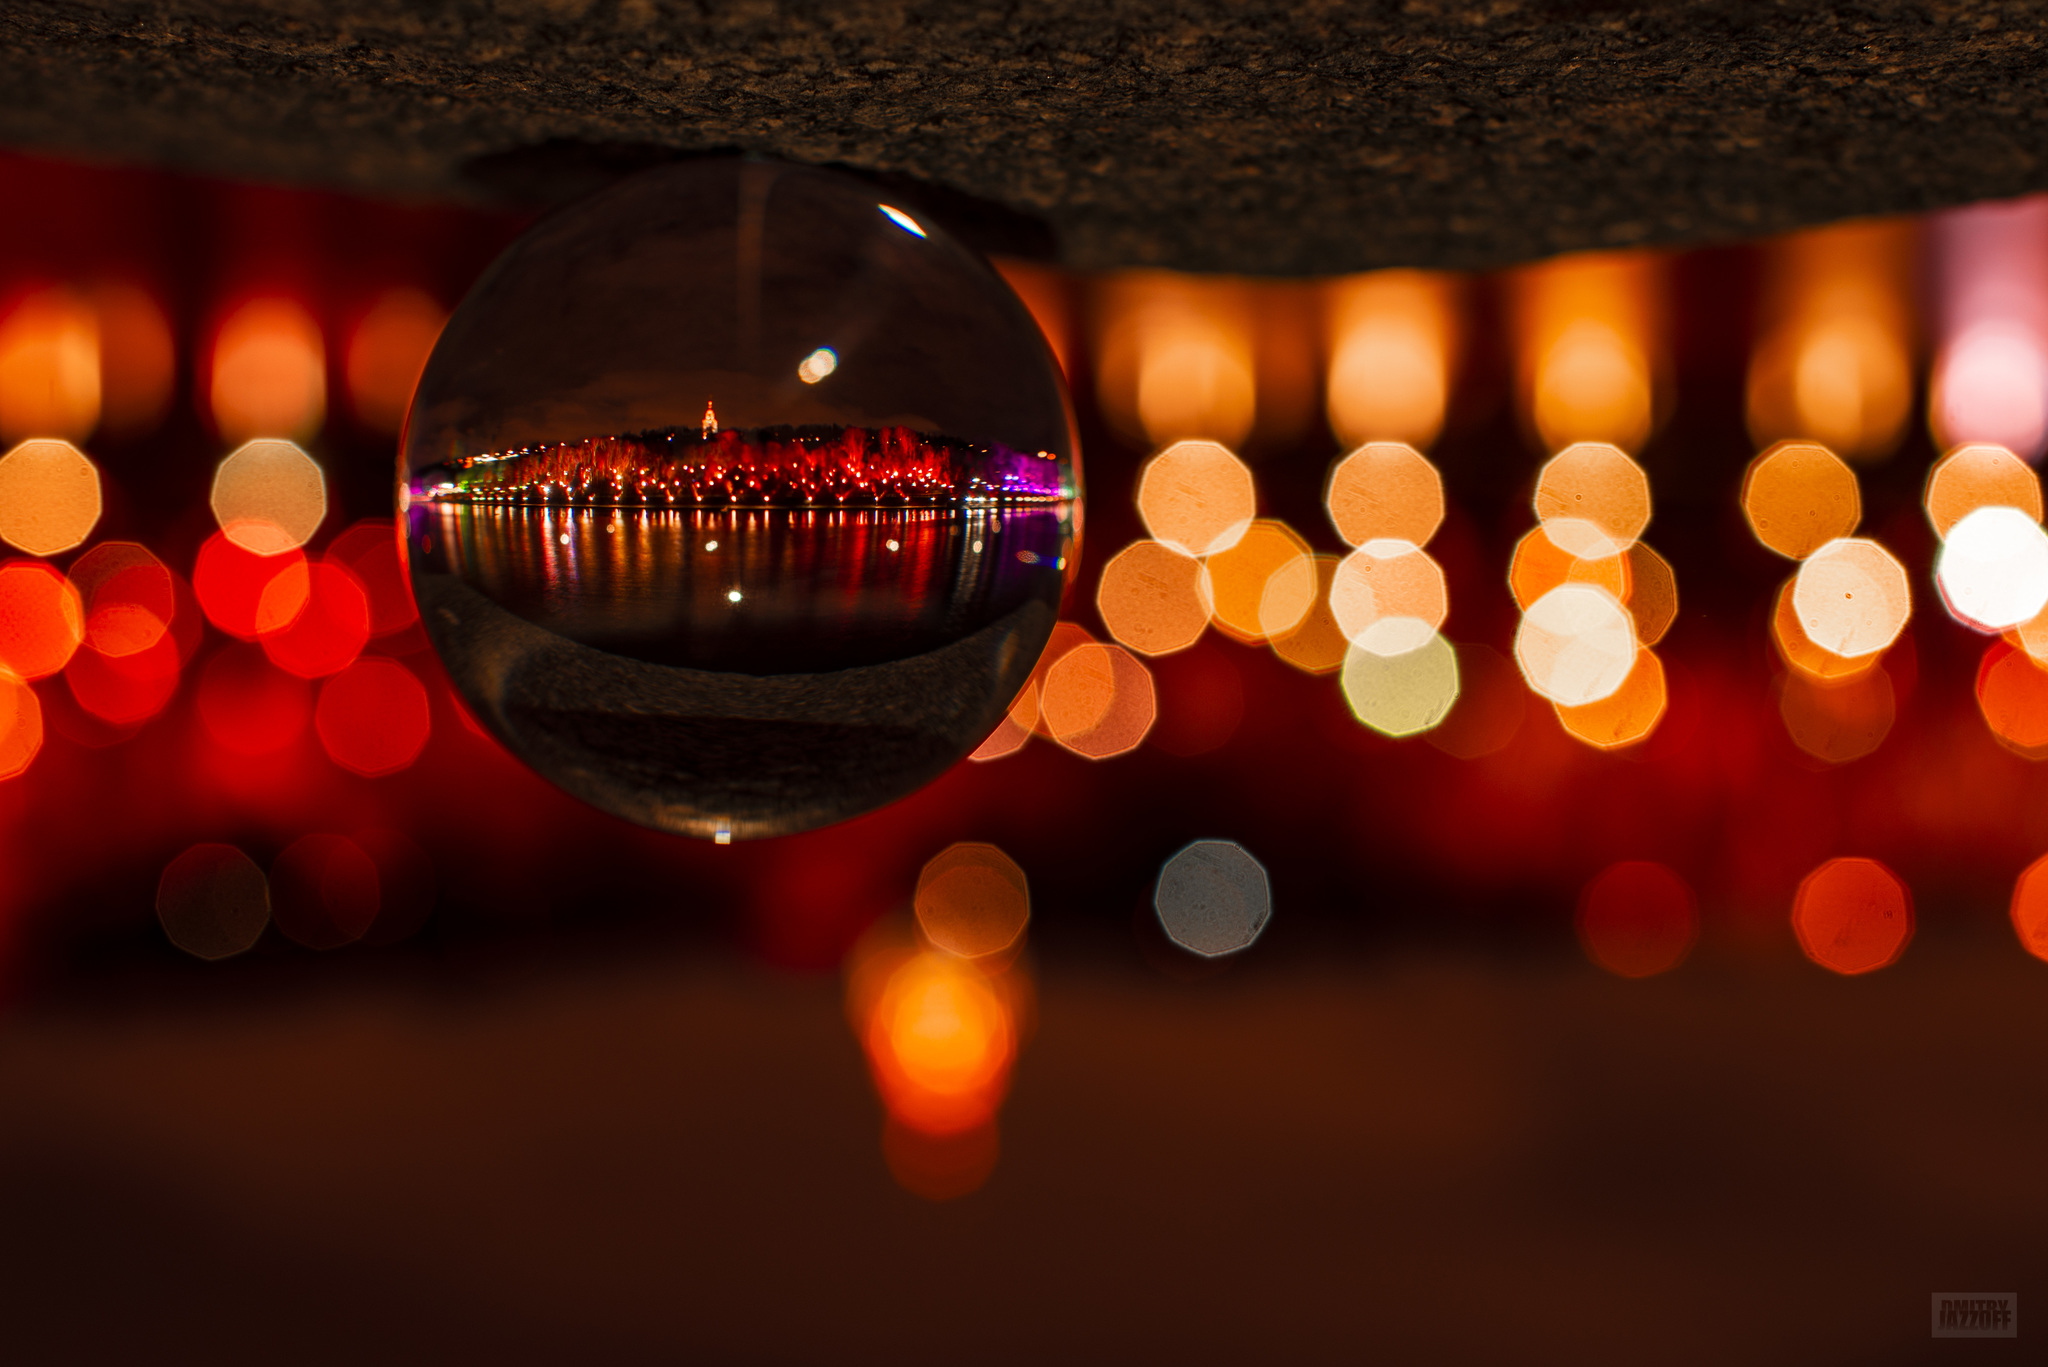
[727,588,743,603]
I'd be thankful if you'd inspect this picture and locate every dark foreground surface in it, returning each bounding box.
[1,931,2043,1365]
[3,1,2046,273]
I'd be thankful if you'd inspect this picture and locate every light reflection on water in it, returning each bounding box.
[417,503,1070,674]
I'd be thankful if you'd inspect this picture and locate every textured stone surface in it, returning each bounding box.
[2,0,2046,273]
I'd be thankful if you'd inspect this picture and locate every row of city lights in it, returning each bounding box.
[432,425,1068,507]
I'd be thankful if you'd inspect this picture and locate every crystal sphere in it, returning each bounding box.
[403,160,1080,839]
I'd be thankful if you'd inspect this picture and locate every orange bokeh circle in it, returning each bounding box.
[1792,857,1912,975]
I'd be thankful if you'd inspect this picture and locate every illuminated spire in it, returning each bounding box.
[702,399,719,438]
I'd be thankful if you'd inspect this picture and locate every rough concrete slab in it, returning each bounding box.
[2,1,2045,272]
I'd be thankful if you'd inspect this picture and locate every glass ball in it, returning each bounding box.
[403,160,1080,840]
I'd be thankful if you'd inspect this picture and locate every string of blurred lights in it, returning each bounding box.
[11,226,2048,921]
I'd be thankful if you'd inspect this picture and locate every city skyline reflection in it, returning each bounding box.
[418,501,1071,675]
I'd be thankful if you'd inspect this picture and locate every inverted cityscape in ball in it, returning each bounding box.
[402,160,1081,840]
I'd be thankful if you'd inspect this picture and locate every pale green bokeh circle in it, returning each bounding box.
[1340,631,1460,737]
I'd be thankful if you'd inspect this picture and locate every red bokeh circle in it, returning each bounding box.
[316,657,430,776]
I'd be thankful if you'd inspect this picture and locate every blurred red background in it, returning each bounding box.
[9,145,2048,1363]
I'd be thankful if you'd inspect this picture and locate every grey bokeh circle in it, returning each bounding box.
[1154,840,1271,958]
[156,843,270,961]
